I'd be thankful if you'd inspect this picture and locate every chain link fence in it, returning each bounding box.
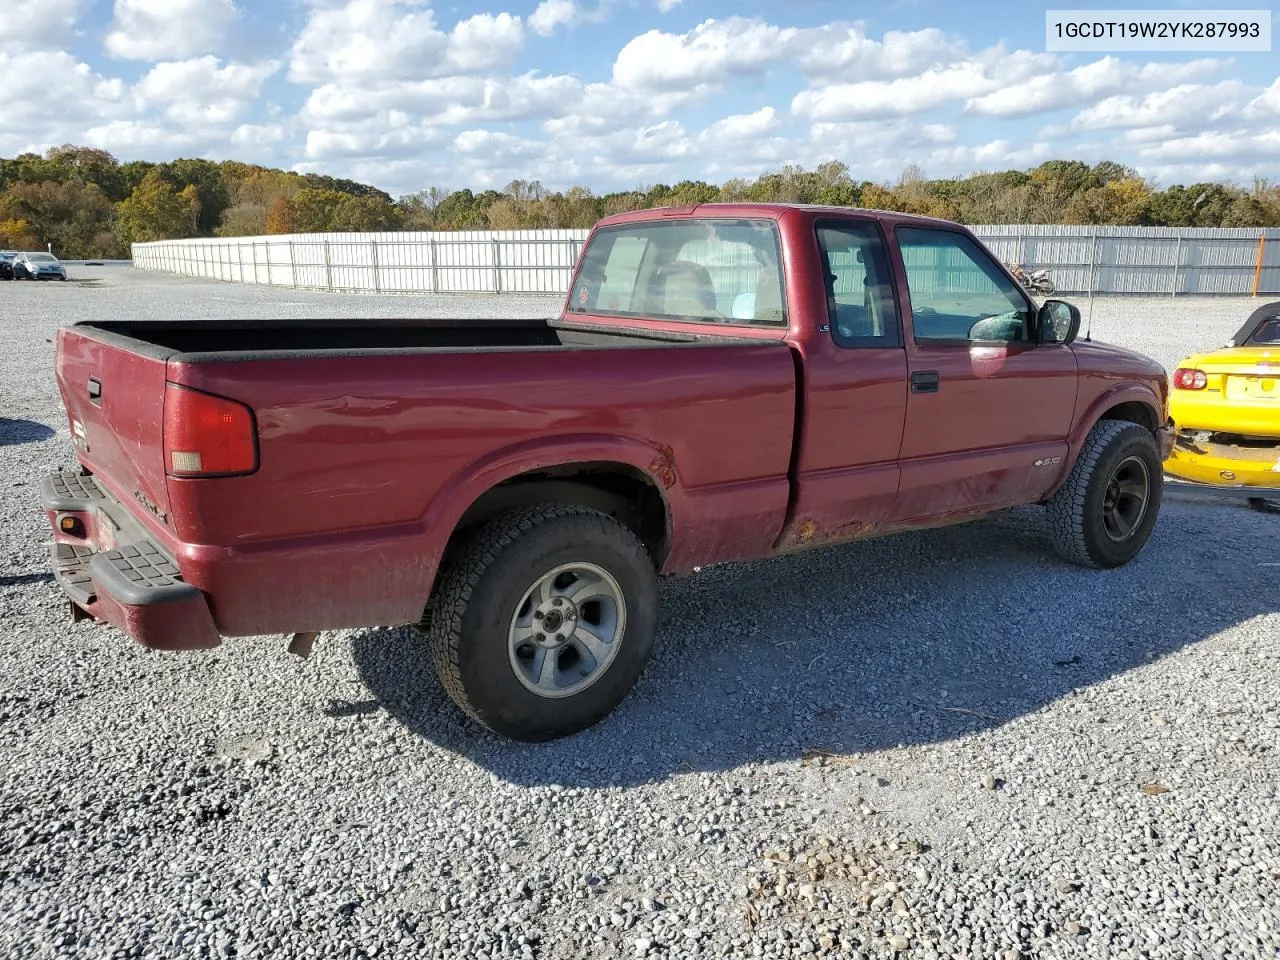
[131,225,1280,297]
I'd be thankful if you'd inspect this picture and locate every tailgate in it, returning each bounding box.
[55,327,173,522]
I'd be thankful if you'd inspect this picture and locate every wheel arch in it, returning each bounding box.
[417,435,678,605]
[1068,385,1163,449]
[1048,386,1165,500]
[449,461,671,565]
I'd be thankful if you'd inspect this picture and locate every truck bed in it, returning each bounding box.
[53,317,798,640]
[77,316,744,359]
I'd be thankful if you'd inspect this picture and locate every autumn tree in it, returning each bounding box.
[154,159,231,233]
[331,194,401,231]
[288,188,346,232]
[0,218,40,249]
[397,187,450,229]
[544,186,602,228]
[0,179,120,257]
[115,174,200,244]
[264,197,294,234]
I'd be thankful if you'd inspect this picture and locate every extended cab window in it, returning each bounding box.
[816,221,900,348]
[568,219,785,325]
[897,227,1031,344]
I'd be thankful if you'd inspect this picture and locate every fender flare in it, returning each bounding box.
[414,432,681,590]
[1068,383,1164,449]
[1045,383,1165,498]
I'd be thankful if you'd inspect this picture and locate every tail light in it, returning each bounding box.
[163,384,258,477]
[1172,368,1207,390]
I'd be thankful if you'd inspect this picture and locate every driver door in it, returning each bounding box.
[891,225,1079,521]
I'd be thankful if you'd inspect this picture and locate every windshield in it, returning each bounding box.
[28,253,56,262]
[1248,317,1280,345]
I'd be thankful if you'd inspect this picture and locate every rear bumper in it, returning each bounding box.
[41,471,221,650]
[1164,428,1280,487]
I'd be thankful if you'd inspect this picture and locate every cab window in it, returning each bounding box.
[816,220,901,348]
[897,227,1031,344]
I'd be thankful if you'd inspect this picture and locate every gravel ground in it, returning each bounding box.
[2,268,1277,960]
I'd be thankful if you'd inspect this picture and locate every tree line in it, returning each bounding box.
[3,146,1279,260]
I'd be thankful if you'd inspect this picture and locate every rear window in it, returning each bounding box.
[1248,317,1280,344]
[567,219,786,325]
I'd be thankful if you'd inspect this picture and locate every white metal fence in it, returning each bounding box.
[131,225,1280,297]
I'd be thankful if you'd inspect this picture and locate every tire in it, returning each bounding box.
[1047,419,1163,568]
[421,503,658,741]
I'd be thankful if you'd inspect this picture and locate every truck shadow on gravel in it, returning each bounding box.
[0,419,55,446]
[352,502,1278,788]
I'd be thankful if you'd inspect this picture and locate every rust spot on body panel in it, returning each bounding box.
[775,517,819,552]
[775,508,999,556]
[650,445,678,489]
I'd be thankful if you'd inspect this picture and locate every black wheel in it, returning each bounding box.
[421,503,658,741]
[1047,419,1163,568]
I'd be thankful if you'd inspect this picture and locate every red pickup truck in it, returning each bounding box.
[42,204,1173,740]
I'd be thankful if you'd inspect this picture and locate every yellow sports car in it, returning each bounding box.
[1166,301,1280,493]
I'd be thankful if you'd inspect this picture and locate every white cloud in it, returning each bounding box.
[305,123,447,160]
[1072,82,1244,131]
[530,0,577,36]
[612,18,797,92]
[1137,128,1280,163]
[656,0,682,11]
[230,122,287,147]
[105,0,239,60]
[1245,77,1280,118]
[1124,125,1179,144]
[135,57,280,124]
[700,106,779,142]
[792,52,1233,124]
[965,57,1225,118]
[612,18,972,96]
[448,13,524,71]
[797,25,966,80]
[453,129,545,164]
[0,0,84,49]
[0,49,128,150]
[82,119,213,153]
[793,58,1027,121]
[289,0,523,84]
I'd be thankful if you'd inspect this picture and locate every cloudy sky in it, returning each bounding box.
[1,0,1278,197]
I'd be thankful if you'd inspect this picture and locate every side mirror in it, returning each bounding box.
[1038,299,1080,345]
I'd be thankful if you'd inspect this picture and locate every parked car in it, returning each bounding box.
[39,203,1173,741]
[1165,300,1280,506]
[14,251,67,280]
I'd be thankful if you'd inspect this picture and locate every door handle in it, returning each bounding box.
[910,370,940,394]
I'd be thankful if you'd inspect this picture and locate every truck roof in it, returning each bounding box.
[595,202,964,230]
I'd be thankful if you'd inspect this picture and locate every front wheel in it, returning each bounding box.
[1047,419,1163,568]
[421,503,658,741]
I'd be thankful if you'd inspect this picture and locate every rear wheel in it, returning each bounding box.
[1047,419,1163,568]
[421,503,658,741]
